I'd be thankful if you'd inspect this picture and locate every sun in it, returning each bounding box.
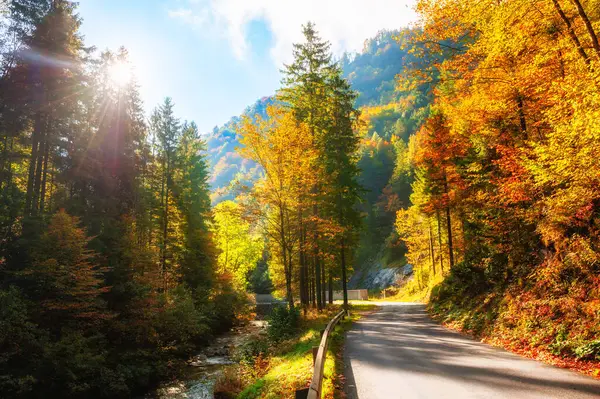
[108,61,132,88]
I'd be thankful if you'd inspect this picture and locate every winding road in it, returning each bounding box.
[345,303,600,399]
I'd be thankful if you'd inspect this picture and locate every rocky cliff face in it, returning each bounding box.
[349,264,413,290]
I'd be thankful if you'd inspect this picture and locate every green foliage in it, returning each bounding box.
[247,259,273,294]
[207,288,248,334]
[237,338,270,365]
[237,378,265,399]
[213,200,264,291]
[548,328,571,356]
[0,3,239,398]
[267,305,300,343]
[0,286,44,396]
[574,341,600,361]
[156,286,211,352]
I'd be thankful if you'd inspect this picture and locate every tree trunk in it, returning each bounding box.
[48,162,54,214]
[299,211,308,309]
[286,249,294,309]
[516,93,528,139]
[571,0,600,58]
[551,0,591,65]
[31,129,46,216]
[39,136,50,214]
[321,257,326,308]
[446,206,455,268]
[161,158,170,293]
[443,175,455,268]
[328,272,333,305]
[436,210,444,273]
[0,133,8,191]
[314,220,322,310]
[279,203,293,308]
[341,237,349,310]
[309,259,314,307]
[25,114,43,216]
[429,221,436,276]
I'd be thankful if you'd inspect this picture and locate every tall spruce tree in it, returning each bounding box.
[322,70,362,309]
[280,22,335,310]
[150,97,181,293]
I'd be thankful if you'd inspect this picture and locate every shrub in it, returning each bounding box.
[156,285,210,352]
[267,305,300,343]
[548,327,571,356]
[208,288,248,334]
[238,338,269,365]
[214,367,246,398]
[574,340,600,361]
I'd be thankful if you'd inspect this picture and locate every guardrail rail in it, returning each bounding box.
[295,309,348,399]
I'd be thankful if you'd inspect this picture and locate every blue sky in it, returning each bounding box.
[78,0,417,132]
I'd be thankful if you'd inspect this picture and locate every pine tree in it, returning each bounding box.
[175,121,215,295]
[280,22,335,310]
[150,98,180,293]
[322,70,362,309]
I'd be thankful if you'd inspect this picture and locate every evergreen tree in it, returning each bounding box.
[175,121,215,295]
[280,22,335,310]
[322,70,362,309]
[150,97,180,293]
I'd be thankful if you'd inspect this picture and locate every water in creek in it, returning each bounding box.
[150,358,231,399]
[148,321,268,399]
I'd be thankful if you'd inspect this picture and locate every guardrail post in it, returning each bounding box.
[302,309,347,399]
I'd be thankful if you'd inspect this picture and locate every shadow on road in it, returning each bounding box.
[344,303,600,398]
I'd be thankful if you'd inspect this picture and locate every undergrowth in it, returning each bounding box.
[215,304,377,398]
[426,261,600,378]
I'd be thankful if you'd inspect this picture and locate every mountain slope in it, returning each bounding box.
[205,30,432,285]
[206,30,415,202]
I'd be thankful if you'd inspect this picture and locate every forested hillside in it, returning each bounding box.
[207,30,415,202]
[0,2,244,397]
[396,0,600,371]
[2,0,600,397]
[207,30,435,281]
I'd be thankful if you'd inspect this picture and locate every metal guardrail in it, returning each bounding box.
[296,309,348,399]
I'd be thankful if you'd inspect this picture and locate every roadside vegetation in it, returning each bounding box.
[389,0,600,379]
[214,304,377,399]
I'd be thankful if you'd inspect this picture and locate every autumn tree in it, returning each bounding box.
[212,200,263,291]
[239,106,315,307]
[24,210,109,332]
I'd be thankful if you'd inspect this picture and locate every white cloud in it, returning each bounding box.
[168,0,418,65]
[168,7,209,28]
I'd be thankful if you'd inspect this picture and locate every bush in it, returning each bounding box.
[238,338,269,365]
[214,367,246,398]
[574,340,600,360]
[156,286,211,352]
[208,288,248,334]
[267,305,300,343]
[0,286,46,397]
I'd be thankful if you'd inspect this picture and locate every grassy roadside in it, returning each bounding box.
[216,304,378,399]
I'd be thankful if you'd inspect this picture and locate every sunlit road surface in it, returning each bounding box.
[345,303,600,399]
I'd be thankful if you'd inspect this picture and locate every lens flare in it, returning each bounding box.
[108,61,132,88]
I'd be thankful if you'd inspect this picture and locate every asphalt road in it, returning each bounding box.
[345,303,600,399]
